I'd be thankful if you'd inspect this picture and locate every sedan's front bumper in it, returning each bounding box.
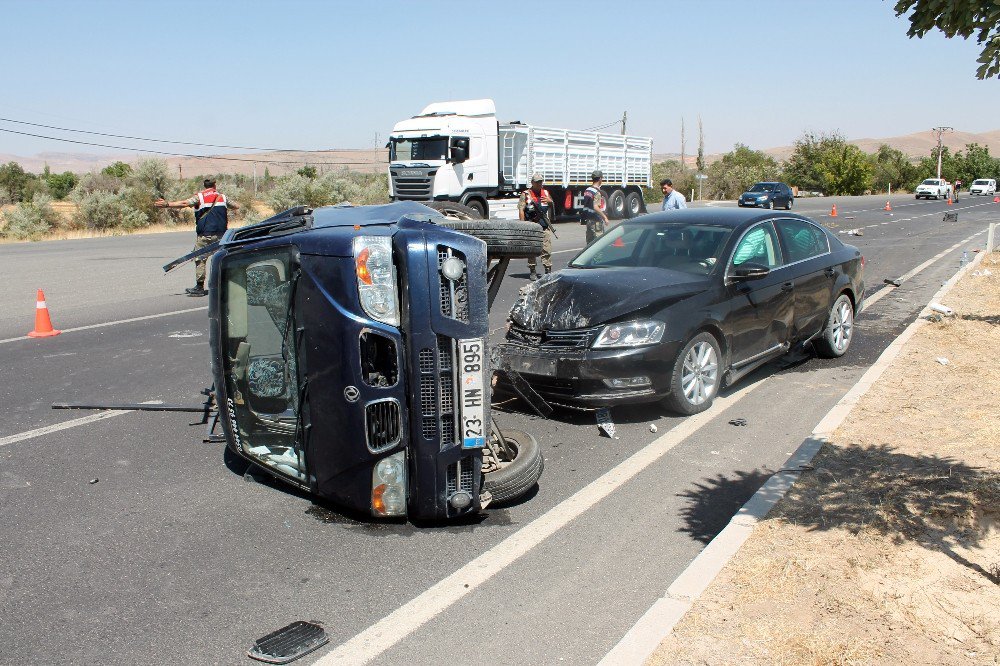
[497,340,682,406]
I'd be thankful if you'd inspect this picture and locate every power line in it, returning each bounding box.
[0,116,373,153]
[581,119,623,132]
[0,127,386,167]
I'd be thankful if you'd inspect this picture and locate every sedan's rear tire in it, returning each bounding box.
[664,332,721,415]
[813,294,855,358]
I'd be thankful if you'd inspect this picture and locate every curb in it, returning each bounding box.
[599,243,990,666]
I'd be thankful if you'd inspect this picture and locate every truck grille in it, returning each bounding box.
[417,336,458,449]
[390,170,434,200]
[438,247,470,323]
[507,325,597,349]
[365,399,401,452]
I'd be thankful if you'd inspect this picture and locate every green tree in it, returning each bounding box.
[297,165,318,179]
[132,159,171,197]
[870,144,920,192]
[0,161,33,203]
[45,171,79,200]
[101,161,133,179]
[705,144,781,199]
[916,145,960,181]
[894,0,1000,79]
[953,142,1000,182]
[785,133,873,195]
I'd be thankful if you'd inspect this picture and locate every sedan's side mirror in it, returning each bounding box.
[730,263,771,281]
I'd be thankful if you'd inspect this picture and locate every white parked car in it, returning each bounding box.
[915,178,950,200]
[968,178,996,196]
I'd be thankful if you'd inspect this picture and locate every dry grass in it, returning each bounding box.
[650,252,1000,666]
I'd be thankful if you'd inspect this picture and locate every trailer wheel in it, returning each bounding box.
[423,201,484,220]
[483,429,543,505]
[435,219,544,259]
[624,191,643,218]
[606,189,626,219]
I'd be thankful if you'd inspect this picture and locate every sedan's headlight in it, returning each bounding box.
[756,194,769,200]
[592,320,665,348]
[354,236,399,326]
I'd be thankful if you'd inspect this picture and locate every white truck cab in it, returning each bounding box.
[388,99,653,220]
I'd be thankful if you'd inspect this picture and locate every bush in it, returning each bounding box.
[131,158,172,196]
[72,190,149,231]
[101,161,133,179]
[0,194,61,240]
[46,171,79,200]
[74,172,125,196]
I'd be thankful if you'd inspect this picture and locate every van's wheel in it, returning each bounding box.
[624,191,643,218]
[813,294,854,358]
[424,201,483,220]
[606,189,626,219]
[664,332,721,415]
[482,429,543,505]
[435,219,544,259]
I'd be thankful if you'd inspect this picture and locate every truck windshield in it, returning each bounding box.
[390,137,448,162]
[221,247,306,481]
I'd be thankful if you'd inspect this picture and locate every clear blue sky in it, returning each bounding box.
[0,0,995,158]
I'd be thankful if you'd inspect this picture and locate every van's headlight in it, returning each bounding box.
[354,236,399,326]
[593,320,665,348]
[372,451,407,517]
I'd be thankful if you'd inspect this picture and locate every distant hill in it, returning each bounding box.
[4,127,1000,176]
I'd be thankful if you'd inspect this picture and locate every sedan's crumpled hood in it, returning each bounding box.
[509,267,710,331]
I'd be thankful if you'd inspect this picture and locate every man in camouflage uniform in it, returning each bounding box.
[519,172,554,281]
[581,170,608,244]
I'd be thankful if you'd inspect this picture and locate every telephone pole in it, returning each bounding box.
[932,126,953,179]
[620,111,627,135]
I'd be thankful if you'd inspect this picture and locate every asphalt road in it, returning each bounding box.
[0,193,994,665]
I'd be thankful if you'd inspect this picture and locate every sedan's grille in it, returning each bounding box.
[438,247,470,323]
[365,400,401,452]
[507,325,598,348]
[417,337,459,449]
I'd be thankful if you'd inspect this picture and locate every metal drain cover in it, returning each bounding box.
[248,621,329,664]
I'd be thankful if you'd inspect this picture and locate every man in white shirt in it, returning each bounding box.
[661,178,687,211]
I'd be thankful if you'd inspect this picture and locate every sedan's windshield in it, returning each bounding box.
[921,179,941,185]
[748,183,776,192]
[390,137,448,162]
[570,222,733,276]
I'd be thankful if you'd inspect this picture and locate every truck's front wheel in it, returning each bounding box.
[424,201,484,220]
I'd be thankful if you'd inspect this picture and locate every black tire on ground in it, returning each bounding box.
[463,199,487,218]
[606,189,626,219]
[813,293,855,359]
[664,331,722,416]
[624,191,643,218]
[784,197,793,210]
[483,429,544,505]
[435,219,544,258]
[763,200,773,209]
[423,200,483,220]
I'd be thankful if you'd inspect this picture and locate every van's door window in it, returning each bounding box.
[222,248,305,481]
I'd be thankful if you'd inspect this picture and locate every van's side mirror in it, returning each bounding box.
[450,146,468,163]
[730,263,770,282]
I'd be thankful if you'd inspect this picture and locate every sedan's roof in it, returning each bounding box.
[632,207,807,228]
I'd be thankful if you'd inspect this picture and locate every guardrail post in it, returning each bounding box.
[987,222,997,253]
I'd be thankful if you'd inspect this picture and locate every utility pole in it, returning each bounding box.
[932,126,953,179]
[253,161,258,199]
[621,111,627,136]
[178,164,183,181]
[680,118,686,171]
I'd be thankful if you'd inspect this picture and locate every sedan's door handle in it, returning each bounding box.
[781,282,794,292]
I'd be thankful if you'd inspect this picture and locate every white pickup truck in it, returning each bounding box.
[914,178,951,200]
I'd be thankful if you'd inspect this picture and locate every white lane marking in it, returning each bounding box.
[861,229,986,312]
[0,306,208,345]
[552,246,584,255]
[0,401,162,448]
[314,380,763,665]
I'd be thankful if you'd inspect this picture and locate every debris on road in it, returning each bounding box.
[728,418,748,427]
[884,278,903,287]
[596,408,617,438]
[649,424,658,433]
[935,357,950,366]
[88,478,99,484]
[846,228,864,236]
[929,302,955,316]
[248,620,328,664]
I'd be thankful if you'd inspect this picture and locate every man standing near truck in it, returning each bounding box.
[661,178,687,212]
[581,170,608,244]
[155,178,240,296]
[520,172,554,281]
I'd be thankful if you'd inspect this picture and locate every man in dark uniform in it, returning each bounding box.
[519,172,554,281]
[581,170,608,244]
[156,178,240,296]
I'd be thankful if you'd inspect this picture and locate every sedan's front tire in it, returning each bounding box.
[814,294,854,358]
[665,332,721,415]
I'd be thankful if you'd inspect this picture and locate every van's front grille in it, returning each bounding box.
[438,247,470,323]
[365,400,401,452]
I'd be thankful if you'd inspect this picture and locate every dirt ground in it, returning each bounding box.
[650,252,1000,665]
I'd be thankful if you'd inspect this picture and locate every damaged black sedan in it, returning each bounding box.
[502,209,865,414]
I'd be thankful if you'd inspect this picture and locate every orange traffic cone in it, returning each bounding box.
[994,196,1000,203]
[947,197,953,205]
[830,204,838,217]
[27,289,61,338]
[884,200,892,211]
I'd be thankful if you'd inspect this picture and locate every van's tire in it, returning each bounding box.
[435,219,544,259]
[483,429,543,505]
[424,201,484,220]
[606,189,626,219]
[624,191,643,218]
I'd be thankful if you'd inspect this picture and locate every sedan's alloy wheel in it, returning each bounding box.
[831,300,853,352]
[681,341,719,405]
